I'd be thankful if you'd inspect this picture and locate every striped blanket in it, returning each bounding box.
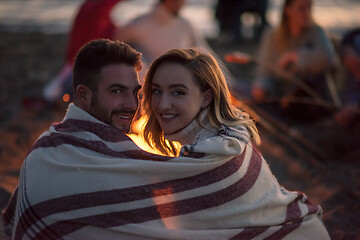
[2,104,330,239]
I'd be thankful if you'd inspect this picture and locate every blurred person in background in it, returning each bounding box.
[251,0,338,122]
[42,0,124,105]
[215,0,269,43]
[334,28,360,129]
[114,0,211,82]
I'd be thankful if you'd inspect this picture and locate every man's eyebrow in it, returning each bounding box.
[107,84,141,90]
[152,83,189,90]
[107,83,127,90]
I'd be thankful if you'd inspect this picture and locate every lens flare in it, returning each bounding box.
[63,94,70,103]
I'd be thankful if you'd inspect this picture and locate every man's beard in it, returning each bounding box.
[89,94,136,133]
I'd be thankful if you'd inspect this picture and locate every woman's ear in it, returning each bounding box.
[75,84,92,111]
[201,89,213,108]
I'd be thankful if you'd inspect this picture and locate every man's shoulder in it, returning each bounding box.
[127,13,152,26]
[176,16,193,27]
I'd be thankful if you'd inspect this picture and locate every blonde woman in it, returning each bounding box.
[141,48,330,239]
[142,48,259,156]
[252,0,337,105]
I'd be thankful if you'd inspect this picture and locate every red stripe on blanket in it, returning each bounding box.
[28,147,262,239]
[14,148,248,239]
[263,220,302,240]
[230,192,311,240]
[302,194,321,215]
[2,187,18,226]
[285,194,302,222]
[229,226,269,239]
[21,160,63,240]
[52,119,130,142]
[263,193,303,240]
[31,132,172,161]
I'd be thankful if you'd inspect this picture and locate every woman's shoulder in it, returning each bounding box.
[306,23,328,37]
[218,125,251,144]
[179,124,251,157]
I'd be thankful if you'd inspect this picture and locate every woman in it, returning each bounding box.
[142,48,259,156]
[252,0,338,109]
[141,48,330,239]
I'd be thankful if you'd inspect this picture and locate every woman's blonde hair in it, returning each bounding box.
[142,48,260,156]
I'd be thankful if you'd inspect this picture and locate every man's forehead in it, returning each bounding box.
[98,63,140,87]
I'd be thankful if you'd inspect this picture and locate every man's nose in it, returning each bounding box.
[122,93,138,110]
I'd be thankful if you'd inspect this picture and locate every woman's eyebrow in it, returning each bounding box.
[152,83,189,90]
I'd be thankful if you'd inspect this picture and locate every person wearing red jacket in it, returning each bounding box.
[42,0,123,104]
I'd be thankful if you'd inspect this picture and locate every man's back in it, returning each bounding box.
[125,5,197,63]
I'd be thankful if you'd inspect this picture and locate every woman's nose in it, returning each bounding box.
[157,94,172,110]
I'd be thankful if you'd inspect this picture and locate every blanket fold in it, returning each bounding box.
[2,104,330,239]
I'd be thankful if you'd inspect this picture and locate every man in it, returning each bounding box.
[114,0,211,81]
[1,39,170,239]
[72,39,141,133]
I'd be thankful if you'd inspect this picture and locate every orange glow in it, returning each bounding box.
[230,93,259,122]
[63,94,70,102]
[128,116,164,155]
[152,186,180,229]
[128,133,162,155]
[224,51,252,64]
[127,116,180,156]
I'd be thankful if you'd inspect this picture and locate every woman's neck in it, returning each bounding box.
[164,108,213,146]
[164,118,203,146]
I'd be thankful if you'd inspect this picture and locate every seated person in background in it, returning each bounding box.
[334,28,360,129]
[215,0,269,42]
[43,0,123,104]
[113,0,211,82]
[251,0,338,120]
[140,48,331,239]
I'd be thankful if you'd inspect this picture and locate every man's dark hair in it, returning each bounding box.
[73,39,142,94]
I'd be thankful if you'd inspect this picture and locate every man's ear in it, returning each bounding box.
[201,89,213,108]
[75,84,92,111]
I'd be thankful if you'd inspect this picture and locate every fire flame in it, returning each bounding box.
[127,116,158,154]
[128,116,181,156]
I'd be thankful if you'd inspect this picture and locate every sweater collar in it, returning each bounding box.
[164,108,216,145]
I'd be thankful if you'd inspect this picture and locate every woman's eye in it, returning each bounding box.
[152,89,160,95]
[173,90,185,96]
